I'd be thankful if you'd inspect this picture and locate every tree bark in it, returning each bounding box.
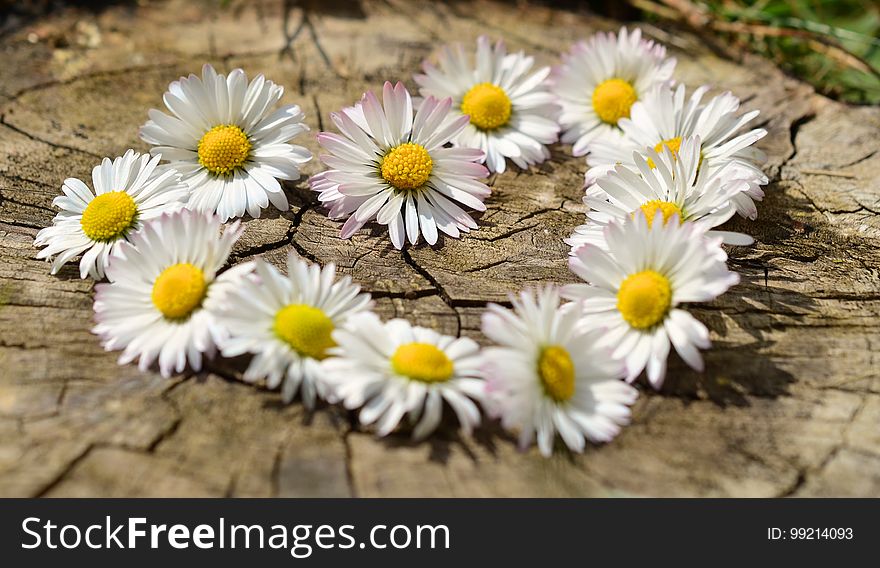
[1,0,878,497]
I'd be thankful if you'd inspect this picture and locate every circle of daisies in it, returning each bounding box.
[33,28,770,457]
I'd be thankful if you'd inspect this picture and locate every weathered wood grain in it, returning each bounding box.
[0,0,878,497]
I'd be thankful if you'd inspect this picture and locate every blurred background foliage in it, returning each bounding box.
[621,0,880,104]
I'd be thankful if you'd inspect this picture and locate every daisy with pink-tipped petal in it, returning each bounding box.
[552,27,676,156]
[562,211,739,389]
[92,210,251,378]
[586,83,768,219]
[482,286,637,457]
[414,35,560,173]
[140,64,311,222]
[310,81,491,249]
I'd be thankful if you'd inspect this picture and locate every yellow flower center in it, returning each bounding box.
[638,200,684,227]
[380,143,433,190]
[538,345,575,403]
[646,136,683,168]
[79,191,138,242]
[198,124,251,176]
[460,82,512,131]
[151,263,208,320]
[654,136,682,156]
[617,270,672,330]
[391,342,453,383]
[273,304,336,360]
[592,78,637,125]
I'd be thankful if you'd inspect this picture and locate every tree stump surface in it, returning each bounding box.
[1,0,878,497]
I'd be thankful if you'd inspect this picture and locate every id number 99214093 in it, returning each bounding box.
[768,528,854,540]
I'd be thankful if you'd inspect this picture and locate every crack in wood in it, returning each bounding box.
[0,118,102,159]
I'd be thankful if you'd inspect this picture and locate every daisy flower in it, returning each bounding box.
[324,312,484,439]
[309,81,491,249]
[562,212,739,389]
[92,210,251,378]
[566,135,754,252]
[34,150,188,279]
[552,27,676,156]
[481,287,637,457]
[414,35,560,173]
[216,253,372,408]
[586,83,768,219]
[140,64,312,222]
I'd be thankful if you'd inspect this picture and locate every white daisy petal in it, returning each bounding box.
[552,27,675,157]
[140,64,311,221]
[324,312,485,439]
[92,210,250,377]
[585,82,767,219]
[566,135,752,254]
[565,212,737,389]
[415,36,560,173]
[216,253,372,409]
[481,286,635,456]
[34,150,188,280]
[310,82,489,248]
